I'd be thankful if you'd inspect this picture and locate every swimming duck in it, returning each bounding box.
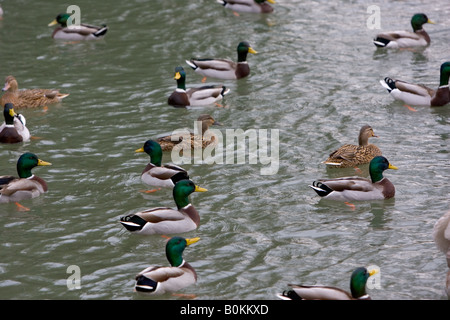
[48,13,108,40]
[134,236,199,295]
[186,41,257,80]
[323,125,382,168]
[135,140,190,189]
[1,75,69,109]
[277,267,378,300]
[168,66,230,108]
[0,152,52,203]
[217,0,275,14]
[157,114,221,152]
[120,179,207,235]
[310,156,397,201]
[433,211,450,297]
[0,103,30,144]
[380,61,450,107]
[373,13,434,48]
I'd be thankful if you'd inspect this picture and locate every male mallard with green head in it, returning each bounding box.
[186,41,257,80]
[48,13,108,40]
[373,13,434,48]
[120,179,207,235]
[0,103,30,143]
[277,267,378,300]
[380,61,450,107]
[134,237,200,295]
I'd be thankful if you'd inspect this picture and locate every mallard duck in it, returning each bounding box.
[186,41,257,80]
[168,66,230,108]
[277,267,378,300]
[380,61,450,107]
[135,139,189,189]
[310,156,397,201]
[157,114,221,152]
[1,75,69,109]
[0,103,30,144]
[217,0,275,13]
[433,211,450,297]
[120,179,207,235]
[373,13,435,48]
[134,236,199,295]
[48,13,108,40]
[323,125,382,168]
[0,152,52,203]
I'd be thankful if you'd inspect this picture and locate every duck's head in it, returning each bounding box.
[174,66,187,90]
[237,41,257,62]
[166,236,200,267]
[350,267,378,299]
[358,125,378,146]
[48,13,71,27]
[197,114,222,134]
[135,140,163,166]
[173,179,207,209]
[411,13,434,32]
[16,152,52,179]
[439,61,450,86]
[3,103,17,125]
[369,156,398,183]
[2,75,18,92]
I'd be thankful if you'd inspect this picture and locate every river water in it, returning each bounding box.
[0,0,449,300]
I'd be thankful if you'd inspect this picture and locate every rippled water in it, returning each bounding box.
[0,0,449,300]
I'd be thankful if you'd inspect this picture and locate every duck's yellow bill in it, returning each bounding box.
[48,19,58,27]
[135,147,145,153]
[38,159,52,166]
[248,47,258,54]
[195,185,207,192]
[186,237,200,246]
[174,72,181,80]
[388,163,398,170]
[368,269,379,277]
[267,0,276,3]
[427,19,435,24]
[9,109,17,117]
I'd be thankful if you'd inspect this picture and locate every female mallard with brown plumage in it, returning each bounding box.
[323,125,382,168]
[1,75,69,109]
[0,103,30,144]
[157,114,221,152]
[134,236,200,295]
[168,66,230,108]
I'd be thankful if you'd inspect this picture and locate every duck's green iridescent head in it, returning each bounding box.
[48,13,72,27]
[439,61,450,86]
[174,66,187,90]
[350,267,378,299]
[173,179,207,209]
[237,41,257,62]
[3,103,17,125]
[166,236,200,267]
[16,152,52,179]
[135,140,163,166]
[369,156,398,183]
[411,13,434,32]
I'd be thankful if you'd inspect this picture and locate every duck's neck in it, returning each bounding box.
[167,251,184,267]
[17,165,33,179]
[176,78,187,91]
[369,169,384,183]
[149,154,162,167]
[358,134,369,146]
[174,194,191,209]
[350,279,368,299]
[439,67,450,87]
[237,51,248,63]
